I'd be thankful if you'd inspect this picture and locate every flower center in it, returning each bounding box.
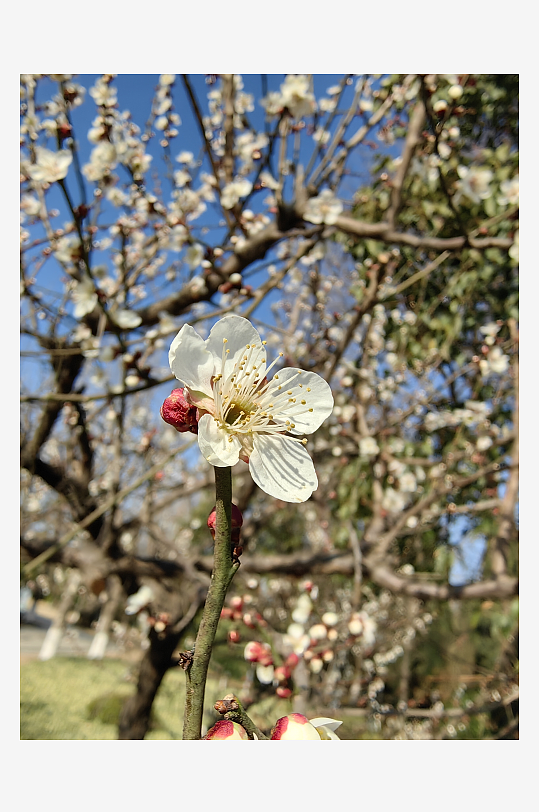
[210,338,314,444]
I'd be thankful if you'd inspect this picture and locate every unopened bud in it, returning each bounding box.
[160,388,198,434]
[244,640,269,663]
[285,652,300,670]
[207,503,244,541]
[270,713,321,740]
[274,665,291,682]
[203,720,249,740]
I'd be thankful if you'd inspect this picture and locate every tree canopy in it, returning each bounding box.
[20,74,518,741]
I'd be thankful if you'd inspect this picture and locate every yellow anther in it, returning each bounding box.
[262,340,267,345]
[301,400,306,405]
[307,387,311,392]
[279,352,284,357]
[308,408,313,412]
[287,390,293,395]
[223,338,228,343]
[274,374,279,380]
[301,439,307,445]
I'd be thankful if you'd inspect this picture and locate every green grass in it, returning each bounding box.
[20,654,376,740]
[20,657,239,740]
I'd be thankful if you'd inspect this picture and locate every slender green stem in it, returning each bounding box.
[182,466,239,739]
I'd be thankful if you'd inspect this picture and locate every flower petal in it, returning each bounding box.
[198,414,241,467]
[205,315,267,381]
[249,434,318,502]
[169,324,215,396]
[309,717,343,740]
[309,717,343,731]
[272,368,333,434]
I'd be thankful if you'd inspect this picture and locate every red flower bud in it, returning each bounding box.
[207,504,244,541]
[203,720,249,740]
[160,388,199,434]
[276,686,293,699]
[285,652,300,670]
[274,665,291,682]
[228,630,241,644]
[243,613,256,629]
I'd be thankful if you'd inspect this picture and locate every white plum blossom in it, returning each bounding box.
[176,150,194,165]
[185,243,204,269]
[359,436,379,457]
[125,585,153,615]
[382,487,407,514]
[279,75,316,119]
[310,657,324,674]
[448,84,464,100]
[27,146,73,184]
[259,170,280,190]
[348,611,377,647]
[321,611,339,627]
[72,277,98,318]
[113,309,142,330]
[261,90,284,117]
[220,178,252,209]
[308,623,328,640]
[291,593,312,624]
[82,141,118,182]
[438,141,452,160]
[20,194,41,217]
[173,169,191,188]
[256,664,275,684]
[399,472,417,493]
[303,189,343,225]
[168,315,333,502]
[454,165,494,206]
[498,175,519,207]
[284,622,310,655]
[479,322,501,346]
[54,235,81,264]
[480,347,510,377]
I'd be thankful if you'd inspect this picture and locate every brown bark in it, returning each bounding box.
[118,629,180,740]
[117,588,204,740]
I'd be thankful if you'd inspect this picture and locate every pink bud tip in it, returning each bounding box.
[160,388,198,434]
[203,720,249,740]
[270,713,321,740]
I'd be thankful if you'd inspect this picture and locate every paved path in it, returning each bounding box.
[20,613,123,660]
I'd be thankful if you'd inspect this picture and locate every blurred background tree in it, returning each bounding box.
[20,73,518,739]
